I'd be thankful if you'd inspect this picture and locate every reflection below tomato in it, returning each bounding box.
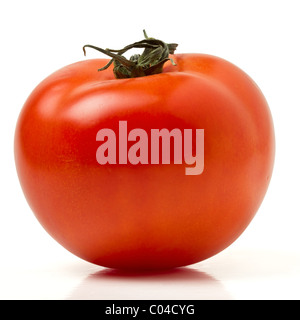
[67,267,232,300]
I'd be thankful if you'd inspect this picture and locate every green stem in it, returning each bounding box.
[83,30,178,79]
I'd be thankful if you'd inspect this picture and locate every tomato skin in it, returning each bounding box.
[14,54,275,269]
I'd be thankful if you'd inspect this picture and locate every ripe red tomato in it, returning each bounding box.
[14,35,274,270]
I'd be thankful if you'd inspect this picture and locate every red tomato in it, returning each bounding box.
[14,44,275,269]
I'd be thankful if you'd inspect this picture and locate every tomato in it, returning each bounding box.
[14,33,275,270]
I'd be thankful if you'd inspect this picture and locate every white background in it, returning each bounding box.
[1,0,300,300]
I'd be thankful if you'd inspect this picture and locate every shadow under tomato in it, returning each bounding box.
[66,266,233,300]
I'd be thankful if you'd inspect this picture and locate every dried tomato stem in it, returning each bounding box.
[83,30,178,79]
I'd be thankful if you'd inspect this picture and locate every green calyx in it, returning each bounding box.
[83,30,178,79]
